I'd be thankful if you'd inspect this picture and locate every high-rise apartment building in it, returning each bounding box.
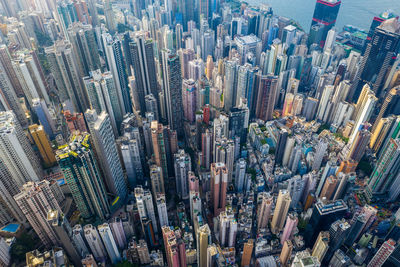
[135,187,158,234]
[85,109,127,201]
[84,224,107,262]
[279,240,293,266]
[257,192,273,230]
[367,239,396,267]
[368,138,400,194]
[45,40,88,112]
[67,22,101,76]
[156,194,169,228]
[14,181,62,248]
[349,18,400,101]
[280,213,298,245]
[197,224,211,267]
[161,49,184,136]
[211,162,228,217]
[174,149,192,200]
[29,124,56,166]
[0,111,42,183]
[129,33,159,113]
[57,133,110,220]
[312,232,330,262]
[271,190,291,234]
[98,223,121,264]
[255,74,278,121]
[83,70,123,135]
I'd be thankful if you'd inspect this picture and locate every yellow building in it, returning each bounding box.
[312,231,330,262]
[29,124,56,166]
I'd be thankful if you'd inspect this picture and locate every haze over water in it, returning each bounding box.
[247,0,400,32]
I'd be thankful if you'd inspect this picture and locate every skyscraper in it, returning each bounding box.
[56,133,110,220]
[255,74,278,121]
[280,213,298,245]
[241,239,254,267]
[83,70,123,135]
[98,223,121,264]
[174,149,191,200]
[45,40,88,112]
[31,98,56,138]
[151,121,177,180]
[129,33,159,114]
[102,33,131,114]
[310,0,341,46]
[368,138,400,194]
[319,176,339,200]
[14,181,62,248]
[367,239,396,267]
[72,224,90,258]
[349,18,400,101]
[161,49,184,136]
[135,187,158,234]
[85,109,127,201]
[312,232,330,262]
[0,111,42,183]
[257,192,273,230]
[223,60,238,112]
[0,57,28,127]
[280,240,293,266]
[271,190,291,234]
[304,199,348,247]
[235,158,247,192]
[67,22,100,76]
[29,124,56,167]
[156,194,169,228]
[349,84,377,144]
[47,210,81,266]
[211,162,228,217]
[182,79,197,123]
[197,224,211,267]
[84,224,107,262]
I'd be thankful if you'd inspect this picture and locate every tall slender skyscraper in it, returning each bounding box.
[102,33,131,114]
[255,74,278,121]
[0,111,42,183]
[29,124,56,167]
[84,224,107,262]
[135,187,158,234]
[349,84,377,144]
[310,0,341,46]
[367,239,396,267]
[45,40,88,112]
[14,181,62,248]
[67,23,101,76]
[211,162,228,217]
[161,49,184,136]
[271,190,292,234]
[98,223,121,264]
[129,33,159,113]
[0,58,28,127]
[197,224,211,267]
[257,192,273,230]
[368,138,400,194]
[312,232,330,262]
[349,18,400,101]
[57,133,110,220]
[85,110,127,201]
[174,149,191,200]
[83,70,123,135]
